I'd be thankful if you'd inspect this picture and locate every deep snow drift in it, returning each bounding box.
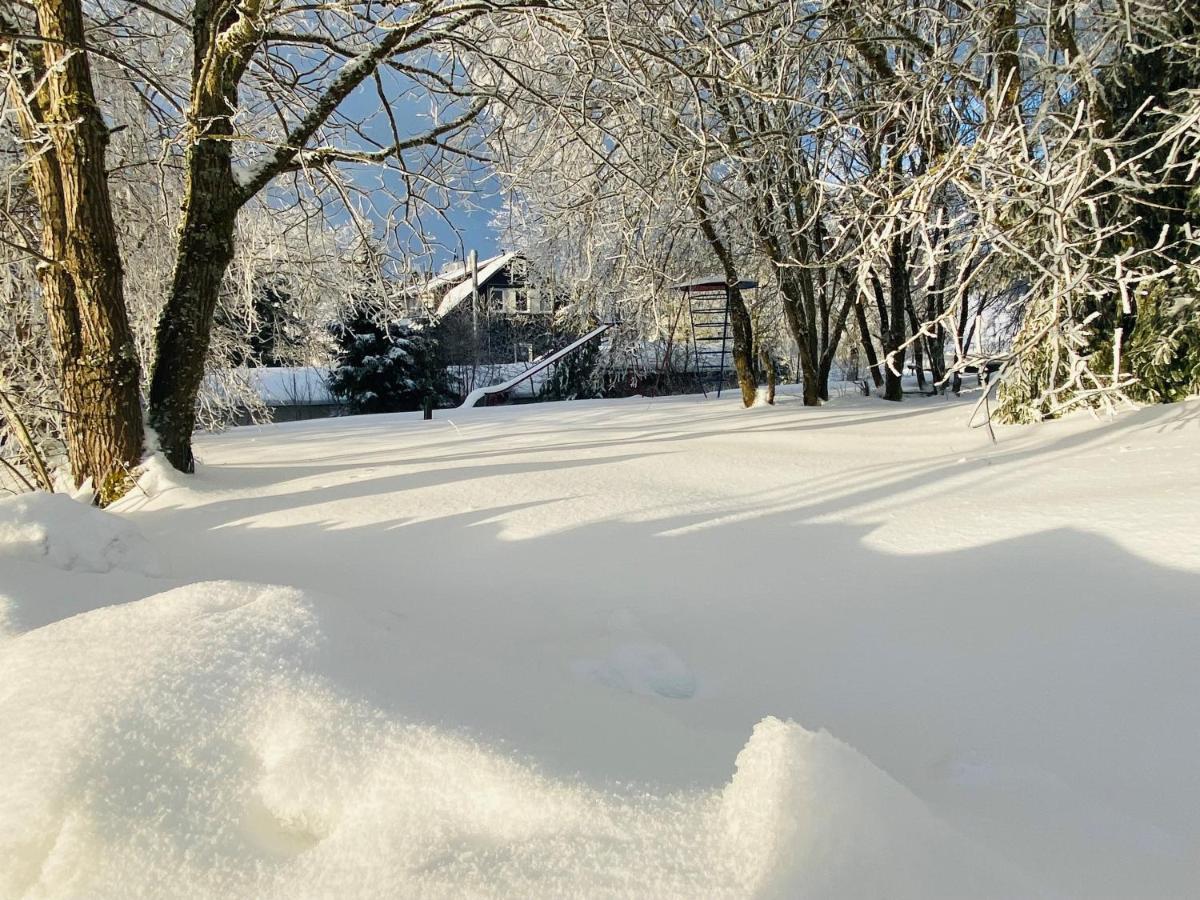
[2,388,1198,898]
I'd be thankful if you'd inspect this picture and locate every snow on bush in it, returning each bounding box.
[0,493,160,575]
[0,578,1029,898]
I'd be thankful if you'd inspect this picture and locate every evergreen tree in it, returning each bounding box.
[248,277,306,367]
[328,306,451,414]
[1084,7,1200,398]
[539,336,600,401]
[214,275,307,368]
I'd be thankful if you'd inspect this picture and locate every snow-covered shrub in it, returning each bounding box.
[1120,275,1200,403]
[539,334,601,401]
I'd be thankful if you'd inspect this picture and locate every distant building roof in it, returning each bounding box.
[434,252,518,318]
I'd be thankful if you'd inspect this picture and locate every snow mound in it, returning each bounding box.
[0,581,319,897]
[0,493,161,575]
[0,581,1029,898]
[720,718,1030,898]
[127,453,192,501]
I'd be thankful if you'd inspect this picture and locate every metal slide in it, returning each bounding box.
[457,323,615,409]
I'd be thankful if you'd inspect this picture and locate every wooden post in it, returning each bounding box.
[469,249,479,392]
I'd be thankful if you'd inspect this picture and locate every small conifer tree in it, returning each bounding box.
[328,307,451,414]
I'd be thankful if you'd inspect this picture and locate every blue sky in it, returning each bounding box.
[417,164,503,264]
[338,67,507,269]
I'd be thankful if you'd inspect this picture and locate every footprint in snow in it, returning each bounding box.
[571,609,697,700]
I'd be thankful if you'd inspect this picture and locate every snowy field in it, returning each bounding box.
[2,387,1198,898]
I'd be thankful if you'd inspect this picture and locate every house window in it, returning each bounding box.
[509,258,527,280]
[488,287,504,312]
[515,291,529,313]
[516,342,534,362]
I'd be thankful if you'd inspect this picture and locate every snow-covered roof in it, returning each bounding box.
[675,276,758,291]
[434,252,518,319]
[242,367,337,406]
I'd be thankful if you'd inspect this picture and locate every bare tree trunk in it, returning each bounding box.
[759,349,776,405]
[870,268,906,402]
[882,239,909,402]
[4,0,143,502]
[925,261,949,389]
[779,279,821,405]
[883,349,905,402]
[905,298,927,392]
[147,0,255,472]
[148,177,239,472]
[855,295,884,388]
[726,285,758,407]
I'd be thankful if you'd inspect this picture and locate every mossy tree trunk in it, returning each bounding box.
[147,0,260,472]
[147,0,435,471]
[3,0,143,503]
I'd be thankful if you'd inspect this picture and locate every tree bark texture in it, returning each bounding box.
[854,293,884,388]
[5,0,144,502]
[148,0,257,471]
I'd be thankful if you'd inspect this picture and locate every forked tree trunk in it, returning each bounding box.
[814,277,857,402]
[5,0,143,502]
[145,0,425,470]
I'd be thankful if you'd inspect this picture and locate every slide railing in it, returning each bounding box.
[458,323,615,409]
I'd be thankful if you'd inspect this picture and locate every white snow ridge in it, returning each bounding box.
[0,578,1027,899]
[0,493,160,575]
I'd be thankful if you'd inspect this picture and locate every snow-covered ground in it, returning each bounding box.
[2,387,1198,898]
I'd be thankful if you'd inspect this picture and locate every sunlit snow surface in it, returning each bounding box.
[2,387,1198,897]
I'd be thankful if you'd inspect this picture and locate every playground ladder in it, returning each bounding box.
[687,286,731,398]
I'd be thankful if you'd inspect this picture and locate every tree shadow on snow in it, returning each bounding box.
[98,397,1200,896]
